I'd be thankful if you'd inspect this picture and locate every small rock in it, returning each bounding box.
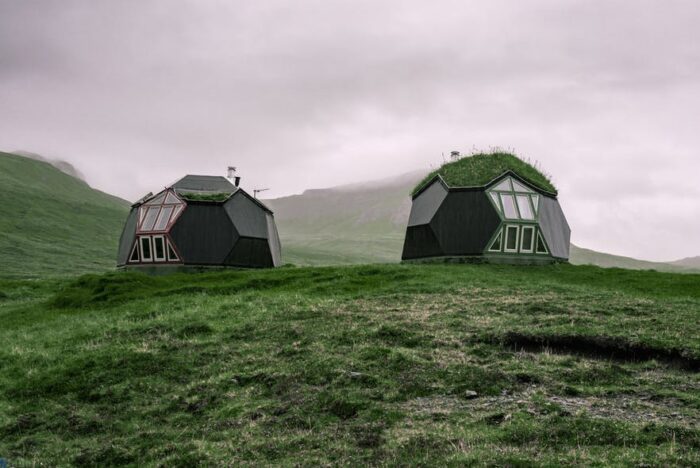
[464,390,478,399]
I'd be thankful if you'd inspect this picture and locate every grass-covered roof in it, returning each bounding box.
[412,152,557,196]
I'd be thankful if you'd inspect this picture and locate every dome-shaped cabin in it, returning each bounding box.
[402,153,570,264]
[117,175,281,271]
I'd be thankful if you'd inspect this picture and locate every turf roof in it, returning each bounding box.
[412,152,557,196]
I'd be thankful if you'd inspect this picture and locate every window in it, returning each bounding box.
[488,176,541,221]
[164,192,181,204]
[512,179,534,193]
[146,193,166,205]
[536,232,549,254]
[167,240,180,261]
[520,226,535,253]
[488,229,502,252]
[153,236,166,261]
[500,194,519,219]
[516,195,534,220]
[153,206,174,231]
[140,236,153,262]
[489,192,501,213]
[129,243,140,262]
[504,225,519,252]
[141,207,160,231]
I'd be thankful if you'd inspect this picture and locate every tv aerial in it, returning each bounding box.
[253,188,269,199]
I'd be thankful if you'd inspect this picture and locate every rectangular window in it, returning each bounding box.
[500,194,519,219]
[153,236,166,261]
[504,225,519,252]
[153,206,174,231]
[140,236,153,262]
[516,195,534,220]
[141,207,160,232]
[520,226,535,253]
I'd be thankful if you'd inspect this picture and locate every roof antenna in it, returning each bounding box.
[253,188,269,199]
[227,166,241,187]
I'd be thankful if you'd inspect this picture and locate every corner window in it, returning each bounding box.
[488,229,503,252]
[167,240,180,261]
[129,242,140,262]
[536,232,549,254]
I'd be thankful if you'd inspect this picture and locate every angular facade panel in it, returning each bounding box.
[402,224,443,260]
[224,192,269,238]
[225,237,274,268]
[169,203,239,265]
[430,191,501,256]
[266,212,282,267]
[538,197,571,260]
[116,208,139,266]
[407,180,448,227]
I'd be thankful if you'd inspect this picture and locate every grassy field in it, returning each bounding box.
[1,263,699,465]
[0,152,130,278]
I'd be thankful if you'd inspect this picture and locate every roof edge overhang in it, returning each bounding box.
[412,170,558,200]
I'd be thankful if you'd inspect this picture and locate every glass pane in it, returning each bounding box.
[505,226,518,250]
[512,180,533,193]
[521,227,534,251]
[138,206,147,225]
[489,192,501,212]
[154,237,165,260]
[167,241,179,261]
[154,206,174,231]
[536,233,548,254]
[489,231,502,251]
[516,195,534,220]
[141,207,160,231]
[129,243,139,262]
[171,205,184,222]
[500,194,519,219]
[164,192,181,204]
[146,193,166,205]
[493,178,512,191]
[141,237,152,260]
[531,194,539,214]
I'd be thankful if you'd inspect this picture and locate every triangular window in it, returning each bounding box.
[512,179,534,193]
[536,232,549,254]
[129,242,140,262]
[146,193,166,205]
[531,195,540,214]
[164,192,181,204]
[166,240,180,261]
[488,229,502,252]
[493,178,512,192]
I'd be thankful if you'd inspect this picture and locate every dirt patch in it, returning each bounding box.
[499,332,700,371]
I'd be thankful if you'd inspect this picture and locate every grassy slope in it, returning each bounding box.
[0,264,699,465]
[412,152,557,196]
[0,152,130,278]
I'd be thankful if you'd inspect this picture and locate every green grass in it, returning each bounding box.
[0,152,130,278]
[178,192,232,202]
[1,263,699,465]
[412,151,557,196]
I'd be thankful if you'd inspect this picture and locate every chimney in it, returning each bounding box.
[234,176,241,187]
[450,150,460,159]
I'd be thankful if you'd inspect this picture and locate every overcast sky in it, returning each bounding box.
[1,0,699,261]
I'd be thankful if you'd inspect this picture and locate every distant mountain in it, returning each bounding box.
[11,150,86,181]
[267,171,699,272]
[0,151,129,277]
[670,256,700,269]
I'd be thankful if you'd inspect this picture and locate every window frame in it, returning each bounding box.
[488,229,503,252]
[536,231,549,254]
[152,235,166,262]
[140,236,153,262]
[504,225,520,253]
[520,225,535,253]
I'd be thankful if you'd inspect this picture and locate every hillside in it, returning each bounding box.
[1,264,698,465]
[0,152,130,278]
[267,172,698,272]
[671,256,700,269]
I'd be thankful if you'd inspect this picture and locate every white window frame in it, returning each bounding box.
[520,226,535,253]
[488,229,503,252]
[152,235,166,262]
[140,236,153,262]
[500,193,519,220]
[166,239,180,261]
[129,242,140,263]
[536,231,549,254]
[504,225,520,253]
